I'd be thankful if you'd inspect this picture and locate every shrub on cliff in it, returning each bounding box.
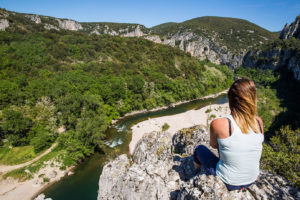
[261,126,300,189]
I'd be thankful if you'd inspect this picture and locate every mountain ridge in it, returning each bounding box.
[0,8,278,68]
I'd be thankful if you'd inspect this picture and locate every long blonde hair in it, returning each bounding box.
[228,78,259,134]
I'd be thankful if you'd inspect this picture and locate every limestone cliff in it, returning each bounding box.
[243,15,300,81]
[280,15,300,39]
[0,19,9,30]
[25,15,41,24]
[147,17,277,69]
[243,47,300,81]
[84,23,148,37]
[98,126,299,200]
[144,32,244,69]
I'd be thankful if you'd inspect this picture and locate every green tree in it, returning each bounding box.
[29,125,54,153]
[1,108,32,145]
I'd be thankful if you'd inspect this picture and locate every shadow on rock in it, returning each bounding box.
[172,155,204,182]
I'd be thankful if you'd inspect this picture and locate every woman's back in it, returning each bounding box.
[194,78,265,190]
[216,115,264,185]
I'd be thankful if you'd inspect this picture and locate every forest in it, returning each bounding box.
[0,28,234,172]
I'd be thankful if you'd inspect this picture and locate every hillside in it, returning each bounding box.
[0,8,234,181]
[151,16,277,53]
[0,8,278,68]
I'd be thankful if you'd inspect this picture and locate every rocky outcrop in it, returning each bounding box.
[43,19,83,31]
[34,193,52,200]
[243,15,300,81]
[88,24,147,37]
[243,40,300,81]
[44,23,60,31]
[0,19,9,31]
[122,25,146,37]
[280,16,300,39]
[243,49,300,81]
[98,126,299,200]
[56,19,83,31]
[26,15,41,24]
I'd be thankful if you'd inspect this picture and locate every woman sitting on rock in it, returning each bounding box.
[193,78,264,191]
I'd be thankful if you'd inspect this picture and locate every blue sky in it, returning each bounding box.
[1,0,299,31]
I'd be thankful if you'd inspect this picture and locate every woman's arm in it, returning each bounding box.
[210,120,219,149]
[210,118,231,149]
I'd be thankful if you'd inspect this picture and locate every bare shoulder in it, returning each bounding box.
[210,118,229,138]
[256,116,263,124]
[211,118,228,129]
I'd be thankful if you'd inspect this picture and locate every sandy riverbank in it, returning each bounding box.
[111,89,228,125]
[129,102,230,154]
[0,161,74,200]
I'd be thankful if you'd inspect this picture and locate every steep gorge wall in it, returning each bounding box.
[144,32,244,69]
[243,48,300,80]
[243,15,300,81]
[280,16,300,39]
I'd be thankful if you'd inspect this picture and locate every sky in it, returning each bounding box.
[0,0,299,31]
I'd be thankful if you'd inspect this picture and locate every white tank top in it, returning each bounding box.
[216,115,264,185]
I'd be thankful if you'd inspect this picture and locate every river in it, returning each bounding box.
[43,94,228,200]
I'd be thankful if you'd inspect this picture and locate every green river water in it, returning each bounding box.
[43,94,228,200]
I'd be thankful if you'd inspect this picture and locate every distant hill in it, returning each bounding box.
[151,16,277,53]
[0,8,278,68]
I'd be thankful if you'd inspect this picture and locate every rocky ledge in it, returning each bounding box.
[98,126,299,200]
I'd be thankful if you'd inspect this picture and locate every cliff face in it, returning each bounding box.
[243,15,300,81]
[145,32,244,69]
[0,19,9,30]
[243,47,300,81]
[280,16,300,39]
[148,17,277,69]
[98,126,299,200]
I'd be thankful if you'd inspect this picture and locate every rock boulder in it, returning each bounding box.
[98,126,299,199]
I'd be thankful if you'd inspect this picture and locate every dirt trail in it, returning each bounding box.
[0,143,57,174]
